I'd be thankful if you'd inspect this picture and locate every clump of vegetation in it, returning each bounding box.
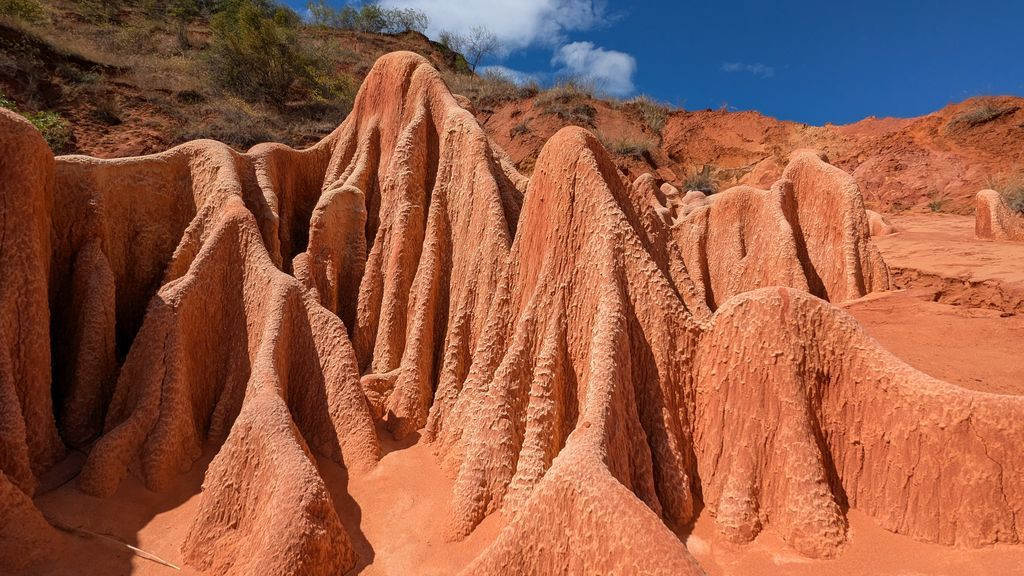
[603,136,654,158]
[535,79,597,127]
[175,98,276,149]
[0,93,72,152]
[510,119,530,137]
[949,99,1020,129]
[0,0,47,23]
[306,1,428,34]
[26,110,72,151]
[443,69,538,110]
[998,178,1024,214]
[92,96,122,125]
[683,165,718,194]
[620,95,672,136]
[927,189,946,212]
[207,0,319,106]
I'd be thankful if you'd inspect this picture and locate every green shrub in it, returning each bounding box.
[0,93,72,152]
[927,190,946,212]
[306,1,428,34]
[683,165,718,195]
[27,110,72,152]
[0,0,46,23]
[207,0,315,106]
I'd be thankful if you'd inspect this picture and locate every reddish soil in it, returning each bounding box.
[482,95,1024,215]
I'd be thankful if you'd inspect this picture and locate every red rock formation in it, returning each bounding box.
[669,184,808,310]
[976,189,1024,240]
[867,209,897,236]
[0,110,64,496]
[780,150,890,301]
[0,52,1022,576]
[695,287,1023,557]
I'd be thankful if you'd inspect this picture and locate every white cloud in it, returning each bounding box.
[478,65,544,86]
[721,62,775,78]
[551,41,636,96]
[378,0,607,53]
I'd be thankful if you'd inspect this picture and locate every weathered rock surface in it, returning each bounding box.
[0,52,1021,575]
[976,189,1024,240]
[867,209,896,236]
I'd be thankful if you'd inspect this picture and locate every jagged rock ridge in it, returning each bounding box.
[0,51,1021,575]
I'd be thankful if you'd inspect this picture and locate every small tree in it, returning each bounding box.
[383,7,427,33]
[439,26,499,72]
[355,3,385,32]
[307,0,342,27]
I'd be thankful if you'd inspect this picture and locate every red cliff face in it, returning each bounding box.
[0,52,1021,575]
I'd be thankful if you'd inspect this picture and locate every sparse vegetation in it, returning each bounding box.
[999,178,1024,214]
[535,79,597,127]
[92,96,122,125]
[683,165,718,195]
[620,95,672,136]
[927,189,946,212]
[0,0,47,23]
[602,135,654,158]
[0,92,72,151]
[443,69,538,110]
[439,26,499,72]
[510,119,530,137]
[949,99,1020,129]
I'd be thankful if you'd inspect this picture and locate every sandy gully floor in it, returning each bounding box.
[27,429,1024,576]
[25,430,505,576]
[844,213,1024,396]
[873,214,1024,286]
[845,288,1024,395]
[19,213,1024,576]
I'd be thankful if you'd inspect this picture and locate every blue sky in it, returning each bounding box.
[287,0,1024,125]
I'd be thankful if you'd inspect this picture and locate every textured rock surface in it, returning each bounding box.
[867,209,896,236]
[0,53,1022,575]
[0,110,65,500]
[976,189,1024,240]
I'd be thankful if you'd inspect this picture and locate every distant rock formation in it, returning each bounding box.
[976,189,1024,240]
[1,52,1021,575]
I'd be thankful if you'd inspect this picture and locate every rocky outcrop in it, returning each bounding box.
[695,287,1023,556]
[650,153,891,311]
[780,150,890,301]
[0,110,64,497]
[0,52,1021,576]
[866,209,896,236]
[976,189,1024,240]
[669,184,808,310]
